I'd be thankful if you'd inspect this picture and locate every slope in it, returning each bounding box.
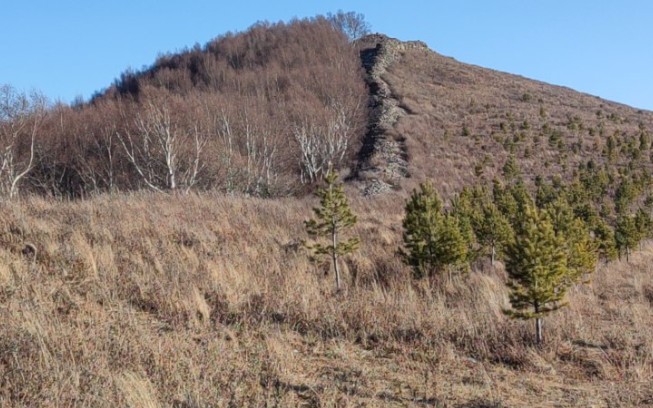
[354,34,653,197]
[26,17,368,197]
[0,193,651,406]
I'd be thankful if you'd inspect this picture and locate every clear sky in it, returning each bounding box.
[2,1,652,110]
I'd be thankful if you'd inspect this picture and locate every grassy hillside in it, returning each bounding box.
[354,35,653,197]
[2,16,653,408]
[0,194,651,407]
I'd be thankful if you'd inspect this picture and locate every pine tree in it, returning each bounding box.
[511,180,533,209]
[535,176,560,209]
[305,170,359,291]
[401,182,443,278]
[437,213,470,278]
[578,164,610,203]
[493,178,517,218]
[605,135,617,162]
[615,214,639,261]
[564,179,590,211]
[634,208,652,249]
[451,187,481,261]
[401,182,468,278]
[504,206,570,344]
[564,219,598,284]
[615,178,637,214]
[544,198,598,284]
[494,178,534,228]
[639,128,650,151]
[502,154,521,183]
[475,201,514,266]
[592,219,618,262]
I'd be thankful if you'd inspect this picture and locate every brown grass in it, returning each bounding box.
[0,192,651,407]
[380,42,653,196]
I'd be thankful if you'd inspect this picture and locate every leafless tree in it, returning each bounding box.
[326,10,371,41]
[294,101,360,183]
[241,112,278,195]
[210,107,238,192]
[118,98,208,193]
[0,85,47,199]
[75,122,119,194]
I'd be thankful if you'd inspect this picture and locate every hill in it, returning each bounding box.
[1,15,653,408]
[353,34,653,196]
[3,20,652,200]
[23,16,368,197]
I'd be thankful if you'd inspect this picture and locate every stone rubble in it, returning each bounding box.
[354,35,428,195]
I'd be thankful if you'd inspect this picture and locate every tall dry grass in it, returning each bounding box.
[0,192,651,406]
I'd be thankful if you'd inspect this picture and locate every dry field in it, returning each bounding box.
[0,192,651,407]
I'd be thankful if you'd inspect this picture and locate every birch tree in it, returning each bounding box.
[118,100,208,193]
[0,85,46,199]
[294,102,357,184]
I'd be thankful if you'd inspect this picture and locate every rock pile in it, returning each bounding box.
[354,35,427,195]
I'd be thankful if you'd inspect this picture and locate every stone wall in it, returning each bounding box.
[354,35,427,195]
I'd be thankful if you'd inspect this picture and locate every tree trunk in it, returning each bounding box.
[535,317,543,345]
[534,303,543,345]
[332,226,340,292]
[491,244,496,266]
[170,174,176,190]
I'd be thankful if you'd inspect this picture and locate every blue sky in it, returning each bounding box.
[2,1,652,110]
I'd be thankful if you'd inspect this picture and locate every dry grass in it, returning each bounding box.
[0,192,651,407]
[379,42,653,196]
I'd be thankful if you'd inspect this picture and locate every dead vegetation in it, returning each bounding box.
[371,35,653,196]
[0,193,651,407]
[10,17,368,198]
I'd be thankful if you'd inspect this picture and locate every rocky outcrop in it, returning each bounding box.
[353,35,428,195]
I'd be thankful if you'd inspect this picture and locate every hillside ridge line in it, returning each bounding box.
[353,35,427,195]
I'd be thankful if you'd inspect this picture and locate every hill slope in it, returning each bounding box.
[353,35,653,196]
[10,26,653,199]
[28,18,367,197]
[0,194,651,406]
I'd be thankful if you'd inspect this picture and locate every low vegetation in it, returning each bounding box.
[0,193,651,406]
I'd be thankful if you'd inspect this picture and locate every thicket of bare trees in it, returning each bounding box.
[6,15,368,199]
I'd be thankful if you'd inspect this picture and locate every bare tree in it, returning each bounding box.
[241,112,278,195]
[294,101,359,183]
[203,98,283,195]
[326,10,371,41]
[210,107,238,193]
[75,122,119,194]
[293,121,324,184]
[0,85,47,199]
[118,98,208,193]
